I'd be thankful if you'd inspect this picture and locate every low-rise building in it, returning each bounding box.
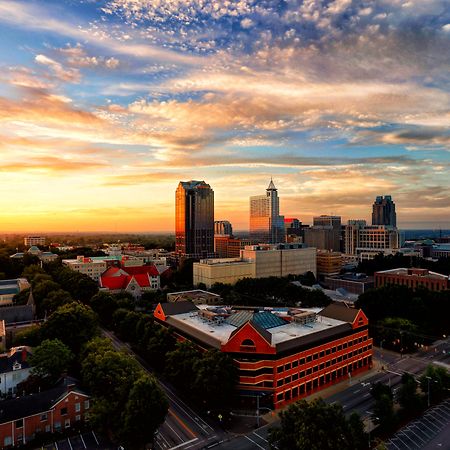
[323,273,374,295]
[62,256,107,281]
[23,236,46,247]
[10,247,58,263]
[193,244,317,288]
[374,268,450,291]
[214,236,253,258]
[0,279,30,307]
[154,301,372,409]
[167,290,221,305]
[0,346,32,396]
[431,244,450,259]
[0,379,90,447]
[99,265,160,298]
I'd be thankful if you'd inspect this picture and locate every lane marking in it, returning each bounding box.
[165,421,184,443]
[253,431,269,443]
[169,438,199,450]
[169,409,197,439]
[244,435,266,450]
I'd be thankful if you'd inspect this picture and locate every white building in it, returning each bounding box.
[24,236,46,246]
[62,256,107,281]
[0,347,32,396]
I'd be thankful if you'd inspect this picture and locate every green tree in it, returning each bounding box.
[120,375,169,449]
[373,394,395,431]
[419,365,450,405]
[41,289,73,315]
[268,398,367,450]
[41,302,99,353]
[21,264,46,280]
[193,350,238,409]
[29,339,73,383]
[165,341,200,388]
[146,327,176,371]
[398,373,422,414]
[90,291,119,327]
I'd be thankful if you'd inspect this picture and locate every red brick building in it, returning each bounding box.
[0,381,90,448]
[375,268,450,292]
[154,302,372,409]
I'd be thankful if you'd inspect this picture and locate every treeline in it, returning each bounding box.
[356,285,450,351]
[357,253,450,276]
[90,292,238,413]
[209,273,331,308]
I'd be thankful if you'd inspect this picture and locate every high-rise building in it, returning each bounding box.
[250,179,285,243]
[372,195,396,227]
[214,220,233,236]
[313,215,341,230]
[304,215,342,251]
[175,180,214,259]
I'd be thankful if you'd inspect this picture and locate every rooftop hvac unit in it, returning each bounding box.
[293,311,317,326]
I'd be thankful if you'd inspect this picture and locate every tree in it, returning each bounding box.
[268,398,367,450]
[419,365,450,405]
[40,289,73,315]
[398,373,422,414]
[90,291,119,327]
[193,350,238,409]
[146,327,176,371]
[29,339,73,383]
[165,341,200,389]
[41,302,99,353]
[371,382,395,431]
[120,375,169,449]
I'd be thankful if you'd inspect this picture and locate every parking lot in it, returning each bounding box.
[387,399,450,450]
[39,431,116,450]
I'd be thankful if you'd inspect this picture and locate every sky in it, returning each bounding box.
[0,0,449,233]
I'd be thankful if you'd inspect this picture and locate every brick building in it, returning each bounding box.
[154,301,372,409]
[374,268,450,291]
[0,380,90,448]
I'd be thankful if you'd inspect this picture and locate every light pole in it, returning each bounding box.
[425,376,438,408]
[366,411,379,449]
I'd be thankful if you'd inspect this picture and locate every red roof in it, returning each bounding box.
[100,264,159,290]
[123,265,159,277]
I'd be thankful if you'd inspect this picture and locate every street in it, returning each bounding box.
[102,329,225,450]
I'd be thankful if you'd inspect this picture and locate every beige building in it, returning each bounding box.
[62,256,107,281]
[193,244,316,288]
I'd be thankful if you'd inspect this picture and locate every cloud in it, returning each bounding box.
[0,156,107,173]
[35,54,80,82]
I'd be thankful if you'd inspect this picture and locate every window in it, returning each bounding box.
[313,365,318,372]
[75,415,81,422]
[285,376,292,384]
[241,339,255,347]
[40,413,47,422]
[300,384,305,394]
[75,403,81,412]
[65,419,71,428]
[319,351,325,358]
[45,425,51,433]
[292,373,299,381]
[276,393,284,402]
[300,371,305,379]
[84,400,90,410]
[306,355,312,362]
[306,368,312,375]
[277,366,284,374]
[277,379,284,387]
[285,362,291,371]
[61,407,68,416]
[313,353,318,360]
[292,360,298,368]
[4,437,12,447]
[331,347,336,353]
[319,363,324,370]
[55,422,61,430]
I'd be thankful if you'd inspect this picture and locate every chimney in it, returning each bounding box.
[22,347,27,362]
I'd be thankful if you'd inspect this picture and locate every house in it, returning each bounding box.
[0,346,32,397]
[0,379,90,448]
[100,265,160,299]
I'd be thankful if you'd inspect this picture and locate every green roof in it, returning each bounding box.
[225,310,286,329]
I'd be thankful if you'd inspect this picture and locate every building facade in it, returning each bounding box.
[193,244,316,288]
[214,221,233,236]
[250,180,285,244]
[372,195,396,227]
[0,279,30,307]
[374,268,450,291]
[23,236,46,247]
[323,274,374,295]
[154,302,372,410]
[0,347,32,396]
[0,382,90,448]
[214,236,253,258]
[316,251,342,277]
[62,256,107,282]
[175,181,215,259]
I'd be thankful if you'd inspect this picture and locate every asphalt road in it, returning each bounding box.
[102,329,224,450]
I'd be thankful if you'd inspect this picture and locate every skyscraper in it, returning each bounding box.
[372,195,396,227]
[250,179,285,243]
[214,220,233,236]
[175,180,214,259]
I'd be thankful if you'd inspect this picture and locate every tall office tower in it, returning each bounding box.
[214,220,233,236]
[250,179,285,244]
[175,181,214,259]
[344,220,367,255]
[372,195,396,227]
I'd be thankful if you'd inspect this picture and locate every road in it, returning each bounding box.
[102,329,226,450]
[214,341,450,450]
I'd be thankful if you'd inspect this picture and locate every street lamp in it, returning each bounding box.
[365,411,379,449]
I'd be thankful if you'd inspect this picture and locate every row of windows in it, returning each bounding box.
[276,347,372,387]
[275,357,371,403]
[5,415,86,447]
[276,336,370,373]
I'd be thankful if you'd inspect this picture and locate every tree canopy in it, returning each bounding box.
[268,398,367,450]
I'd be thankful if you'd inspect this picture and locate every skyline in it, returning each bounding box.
[1,0,449,233]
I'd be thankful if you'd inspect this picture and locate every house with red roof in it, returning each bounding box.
[99,265,160,299]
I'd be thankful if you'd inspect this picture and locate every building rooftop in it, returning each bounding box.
[375,268,449,280]
[156,302,360,351]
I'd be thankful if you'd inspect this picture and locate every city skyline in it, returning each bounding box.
[0,1,449,233]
